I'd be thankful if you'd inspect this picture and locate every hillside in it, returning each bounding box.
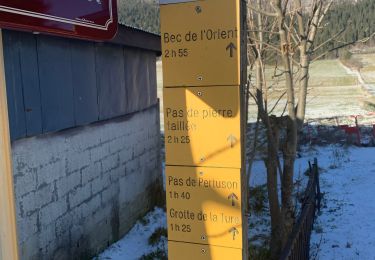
[116,0,375,53]
[313,0,375,58]
[117,0,159,34]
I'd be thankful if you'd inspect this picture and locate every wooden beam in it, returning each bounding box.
[0,29,19,260]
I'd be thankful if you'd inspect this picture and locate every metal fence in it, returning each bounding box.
[280,158,321,260]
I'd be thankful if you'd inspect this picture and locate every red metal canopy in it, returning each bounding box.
[0,0,118,40]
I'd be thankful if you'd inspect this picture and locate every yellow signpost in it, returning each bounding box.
[168,241,243,260]
[0,30,19,260]
[164,86,241,168]
[166,166,242,248]
[160,0,247,259]
[160,0,240,87]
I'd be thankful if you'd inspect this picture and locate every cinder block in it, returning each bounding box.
[133,142,147,158]
[124,157,140,175]
[119,147,132,165]
[67,128,102,152]
[19,233,41,260]
[69,184,91,208]
[22,183,54,215]
[39,223,56,249]
[107,167,122,183]
[118,185,155,236]
[101,187,117,206]
[83,217,112,255]
[12,105,162,260]
[65,150,90,174]
[91,174,110,195]
[39,198,68,226]
[70,224,84,249]
[81,161,101,184]
[117,164,126,179]
[17,211,39,243]
[80,194,101,218]
[90,143,110,163]
[101,154,119,173]
[118,173,138,204]
[13,156,28,173]
[14,168,38,198]
[109,138,126,154]
[55,213,74,238]
[56,170,81,198]
[51,246,70,260]
[38,159,65,186]
[67,206,84,227]
[78,204,113,253]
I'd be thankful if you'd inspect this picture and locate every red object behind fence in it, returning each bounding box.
[338,117,361,145]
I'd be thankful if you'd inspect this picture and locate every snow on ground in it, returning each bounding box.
[310,146,375,260]
[247,145,375,259]
[96,146,375,260]
[95,208,167,260]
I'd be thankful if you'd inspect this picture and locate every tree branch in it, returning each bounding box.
[248,3,278,17]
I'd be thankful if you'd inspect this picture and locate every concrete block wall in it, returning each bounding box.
[11,105,162,260]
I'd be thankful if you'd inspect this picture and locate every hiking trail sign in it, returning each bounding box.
[0,0,118,40]
[160,0,240,87]
[160,0,248,259]
[164,86,241,168]
[166,166,243,248]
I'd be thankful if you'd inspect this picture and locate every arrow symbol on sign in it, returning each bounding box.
[228,193,239,207]
[227,134,237,148]
[226,42,237,58]
[229,227,239,240]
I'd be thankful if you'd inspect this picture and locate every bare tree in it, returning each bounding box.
[246,0,333,258]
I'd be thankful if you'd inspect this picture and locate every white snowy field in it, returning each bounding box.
[95,208,167,260]
[96,145,375,259]
[251,145,375,259]
[310,146,375,260]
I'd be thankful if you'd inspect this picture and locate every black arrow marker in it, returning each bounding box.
[226,42,237,58]
[228,193,239,206]
[229,227,239,240]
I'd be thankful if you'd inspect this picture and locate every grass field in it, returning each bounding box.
[348,53,375,112]
[353,53,375,83]
[247,59,368,122]
[309,59,358,86]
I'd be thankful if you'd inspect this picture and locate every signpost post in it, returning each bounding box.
[0,29,19,260]
[0,1,118,259]
[160,0,248,259]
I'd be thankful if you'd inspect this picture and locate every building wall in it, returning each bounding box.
[3,27,162,260]
[3,29,157,140]
[12,105,162,260]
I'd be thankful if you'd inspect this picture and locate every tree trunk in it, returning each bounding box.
[273,0,298,248]
[265,119,282,259]
[281,118,298,246]
[297,48,310,130]
[247,0,334,257]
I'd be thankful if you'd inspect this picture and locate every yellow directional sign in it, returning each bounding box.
[163,86,241,168]
[166,166,242,248]
[161,0,247,258]
[160,0,240,87]
[168,241,243,260]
